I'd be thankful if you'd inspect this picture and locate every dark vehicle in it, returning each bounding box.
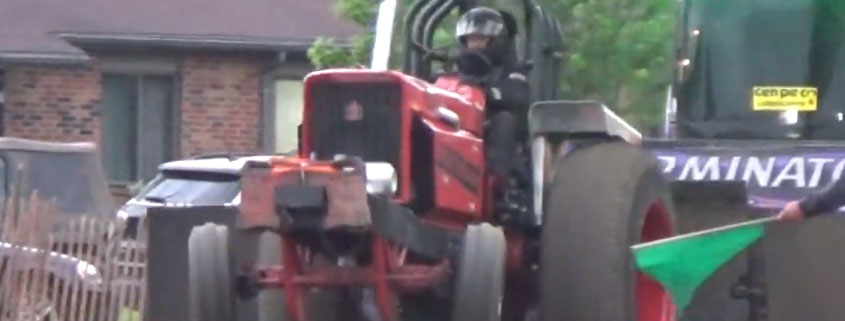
[0,137,125,321]
[655,0,845,206]
[643,1,845,320]
[178,1,683,321]
[0,138,115,225]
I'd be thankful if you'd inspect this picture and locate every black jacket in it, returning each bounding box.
[799,176,845,216]
[454,42,530,117]
[457,66,530,114]
[481,70,530,116]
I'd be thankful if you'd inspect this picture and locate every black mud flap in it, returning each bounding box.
[763,213,845,321]
[145,206,259,321]
[671,180,845,321]
[644,136,845,320]
[670,180,763,321]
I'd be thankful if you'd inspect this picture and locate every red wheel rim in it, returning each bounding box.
[636,200,676,321]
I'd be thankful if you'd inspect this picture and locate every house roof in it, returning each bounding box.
[0,0,363,64]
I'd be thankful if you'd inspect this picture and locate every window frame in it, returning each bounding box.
[99,55,181,185]
[262,56,313,154]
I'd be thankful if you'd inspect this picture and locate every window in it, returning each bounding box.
[20,151,102,216]
[101,74,175,183]
[274,79,304,153]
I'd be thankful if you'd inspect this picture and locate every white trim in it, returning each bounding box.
[0,137,96,153]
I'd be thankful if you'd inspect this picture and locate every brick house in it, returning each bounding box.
[0,0,360,187]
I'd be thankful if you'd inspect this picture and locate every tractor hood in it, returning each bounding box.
[645,138,845,211]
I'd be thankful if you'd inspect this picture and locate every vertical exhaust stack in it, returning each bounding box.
[371,0,398,70]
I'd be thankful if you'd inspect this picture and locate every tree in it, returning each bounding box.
[307,0,455,69]
[539,0,676,134]
[306,0,377,69]
[309,0,677,134]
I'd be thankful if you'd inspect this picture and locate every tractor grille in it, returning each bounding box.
[307,81,403,172]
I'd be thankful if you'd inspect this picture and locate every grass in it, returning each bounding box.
[117,307,142,321]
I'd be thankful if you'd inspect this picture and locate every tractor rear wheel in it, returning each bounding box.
[188,223,236,321]
[451,223,507,321]
[539,141,677,321]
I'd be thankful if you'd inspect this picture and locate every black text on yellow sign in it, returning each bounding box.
[752,86,818,111]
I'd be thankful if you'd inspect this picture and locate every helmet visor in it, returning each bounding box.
[456,19,504,37]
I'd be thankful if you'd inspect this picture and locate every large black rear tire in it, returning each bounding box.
[188,223,236,321]
[539,142,677,321]
[451,223,507,321]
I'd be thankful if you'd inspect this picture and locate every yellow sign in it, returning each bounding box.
[752,86,817,111]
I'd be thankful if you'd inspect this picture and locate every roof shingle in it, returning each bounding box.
[0,0,363,61]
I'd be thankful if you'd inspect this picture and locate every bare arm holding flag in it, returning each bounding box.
[778,175,845,222]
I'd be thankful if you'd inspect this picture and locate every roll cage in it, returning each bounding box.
[401,0,565,103]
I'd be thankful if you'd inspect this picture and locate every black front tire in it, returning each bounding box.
[539,142,677,321]
[451,223,507,321]
[188,223,236,321]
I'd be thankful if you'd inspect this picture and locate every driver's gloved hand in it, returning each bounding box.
[488,87,503,101]
[456,49,493,76]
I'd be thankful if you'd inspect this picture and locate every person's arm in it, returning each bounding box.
[799,176,845,217]
[486,72,529,114]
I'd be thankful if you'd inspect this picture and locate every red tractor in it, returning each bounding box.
[186,1,678,321]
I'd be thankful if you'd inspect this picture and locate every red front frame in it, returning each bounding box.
[251,234,451,321]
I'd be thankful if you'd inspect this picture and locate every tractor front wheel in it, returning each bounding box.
[451,223,507,321]
[188,223,236,321]
[539,141,677,321]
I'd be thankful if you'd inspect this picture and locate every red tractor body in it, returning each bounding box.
[232,68,504,321]
[184,2,679,321]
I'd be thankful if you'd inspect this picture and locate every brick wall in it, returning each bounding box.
[3,66,101,142]
[2,54,271,159]
[179,54,266,157]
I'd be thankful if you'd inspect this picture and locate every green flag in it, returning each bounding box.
[631,217,776,315]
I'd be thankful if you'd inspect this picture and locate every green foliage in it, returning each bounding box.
[540,0,676,132]
[334,0,377,26]
[308,0,453,70]
[312,0,678,134]
[307,37,352,69]
[307,33,374,69]
[307,0,378,69]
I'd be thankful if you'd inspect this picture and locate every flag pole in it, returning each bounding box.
[631,216,779,250]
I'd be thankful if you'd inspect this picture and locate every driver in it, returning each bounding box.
[455,6,530,180]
